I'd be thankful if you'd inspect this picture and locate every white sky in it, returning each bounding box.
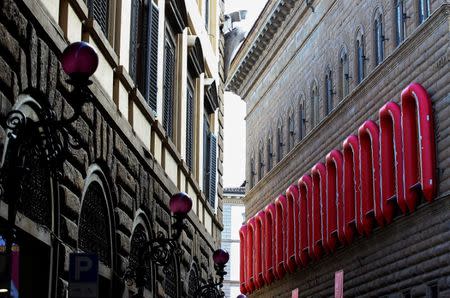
[222,0,267,188]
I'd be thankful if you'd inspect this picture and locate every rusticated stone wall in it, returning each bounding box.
[0,0,220,297]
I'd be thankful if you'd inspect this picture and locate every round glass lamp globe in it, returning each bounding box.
[61,41,99,82]
[212,249,229,266]
[169,192,192,217]
[236,295,246,298]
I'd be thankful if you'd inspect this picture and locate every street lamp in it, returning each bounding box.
[123,192,192,297]
[0,41,98,296]
[194,248,229,298]
[236,295,247,298]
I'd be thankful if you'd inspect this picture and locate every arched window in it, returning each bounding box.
[258,143,265,181]
[418,0,431,24]
[267,134,273,171]
[356,30,366,83]
[187,263,200,297]
[250,157,256,188]
[396,0,406,45]
[298,100,306,140]
[78,167,114,296]
[339,47,350,99]
[325,68,333,115]
[374,10,384,66]
[277,122,284,162]
[129,222,154,292]
[288,112,295,151]
[311,81,319,127]
[164,256,180,297]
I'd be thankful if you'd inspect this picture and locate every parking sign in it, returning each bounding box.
[69,253,98,298]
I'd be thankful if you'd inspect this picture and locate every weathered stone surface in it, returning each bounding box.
[60,185,80,221]
[0,23,19,65]
[116,230,130,256]
[62,160,84,195]
[0,0,27,42]
[27,24,38,89]
[38,39,49,95]
[118,186,134,217]
[0,90,11,118]
[19,49,27,91]
[0,56,12,91]
[60,215,78,246]
[70,116,90,146]
[115,207,132,236]
[47,51,58,102]
[116,160,137,195]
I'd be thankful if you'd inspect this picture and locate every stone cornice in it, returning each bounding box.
[226,0,297,92]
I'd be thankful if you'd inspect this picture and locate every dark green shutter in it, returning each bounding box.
[203,115,210,194]
[129,0,140,82]
[145,2,159,112]
[186,84,194,171]
[208,133,217,208]
[87,0,109,36]
[163,36,175,138]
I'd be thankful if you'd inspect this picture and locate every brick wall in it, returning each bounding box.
[234,0,450,296]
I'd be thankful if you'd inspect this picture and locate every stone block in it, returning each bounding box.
[60,215,78,246]
[118,186,134,217]
[27,24,38,89]
[62,160,84,195]
[116,230,130,256]
[0,23,19,65]
[60,185,80,220]
[116,161,137,195]
[0,0,27,42]
[115,207,132,236]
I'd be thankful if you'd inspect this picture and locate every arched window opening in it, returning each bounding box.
[311,82,319,127]
[267,136,273,171]
[78,171,114,297]
[288,114,295,151]
[129,224,154,292]
[298,101,306,140]
[277,124,284,162]
[258,145,265,181]
[325,69,333,115]
[396,0,406,45]
[164,256,180,297]
[187,263,200,298]
[356,31,366,84]
[418,0,431,24]
[339,48,350,99]
[374,11,385,65]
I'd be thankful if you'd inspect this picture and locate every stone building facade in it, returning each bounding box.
[0,0,226,297]
[228,0,450,297]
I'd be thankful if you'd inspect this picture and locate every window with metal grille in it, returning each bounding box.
[396,0,406,45]
[418,0,431,24]
[78,181,112,267]
[163,256,179,297]
[374,12,384,65]
[186,79,195,171]
[87,0,109,36]
[325,70,333,115]
[187,264,200,297]
[129,0,159,113]
[163,30,176,139]
[129,224,153,291]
